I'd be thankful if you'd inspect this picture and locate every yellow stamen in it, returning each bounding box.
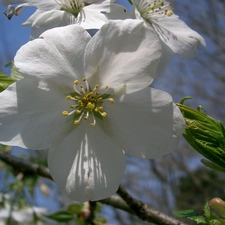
[62,111,69,116]
[101,112,107,117]
[167,11,173,16]
[74,80,79,85]
[109,98,115,104]
[74,120,79,125]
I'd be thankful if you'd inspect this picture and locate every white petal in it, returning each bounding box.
[151,15,206,57]
[84,0,107,3]
[23,9,43,27]
[103,87,185,158]
[79,0,130,30]
[27,0,59,10]
[0,77,70,149]
[77,7,108,30]
[15,25,90,83]
[26,10,75,39]
[48,122,125,202]
[88,0,130,20]
[85,19,163,94]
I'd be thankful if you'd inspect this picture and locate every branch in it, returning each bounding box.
[0,152,51,179]
[0,152,187,225]
[117,186,187,225]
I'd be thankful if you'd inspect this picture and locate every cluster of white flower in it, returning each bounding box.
[0,193,50,225]
[0,0,205,202]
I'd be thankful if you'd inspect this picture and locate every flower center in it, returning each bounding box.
[136,0,174,21]
[55,0,84,17]
[62,78,114,126]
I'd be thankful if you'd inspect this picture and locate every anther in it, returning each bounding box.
[109,98,115,103]
[84,111,89,120]
[66,95,72,100]
[74,120,79,125]
[74,80,79,85]
[101,112,107,117]
[83,78,89,92]
[62,111,69,116]
[90,113,96,126]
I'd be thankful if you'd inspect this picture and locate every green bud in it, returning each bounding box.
[177,97,225,171]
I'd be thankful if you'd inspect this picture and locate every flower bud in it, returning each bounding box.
[177,97,225,170]
[208,198,225,220]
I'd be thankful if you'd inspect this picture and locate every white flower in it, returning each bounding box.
[2,0,129,39]
[132,0,206,57]
[0,193,49,225]
[0,20,185,202]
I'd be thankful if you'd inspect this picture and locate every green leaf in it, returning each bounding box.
[174,210,208,224]
[0,72,16,92]
[174,209,199,218]
[46,210,75,222]
[67,203,83,214]
[204,202,211,219]
[190,216,208,224]
[177,99,225,171]
[94,216,108,224]
[76,219,88,225]
[201,159,225,173]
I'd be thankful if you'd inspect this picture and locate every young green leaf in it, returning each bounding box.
[46,210,75,222]
[0,73,16,92]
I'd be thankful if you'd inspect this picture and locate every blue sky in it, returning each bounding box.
[0,0,131,73]
[0,1,222,224]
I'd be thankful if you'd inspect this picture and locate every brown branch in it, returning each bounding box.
[0,152,52,179]
[116,186,187,225]
[0,152,187,225]
[100,195,133,214]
